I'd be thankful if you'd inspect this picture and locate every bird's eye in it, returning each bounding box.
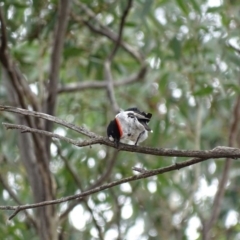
[128,113,135,118]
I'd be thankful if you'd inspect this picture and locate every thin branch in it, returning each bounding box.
[45,0,71,162]
[72,4,143,63]
[58,65,147,93]
[89,150,118,189]
[1,156,211,219]
[203,96,240,239]
[0,174,38,230]
[0,9,30,115]
[104,0,133,113]
[108,0,133,62]
[3,121,240,159]
[104,60,119,113]
[0,10,46,164]
[45,0,71,119]
[59,150,118,222]
[0,105,96,138]
[0,7,7,52]
[55,143,104,240]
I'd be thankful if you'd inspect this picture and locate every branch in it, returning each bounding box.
[0,174,37,229]
[58,65,147,93]
[45,0,71,159]
[1,156,211,219]
[204,96,240,239]
[108,0,133,62]
[0,10,45,157]
[0,9,29,112]
[45,0,71,117]
[104,0,133,113]
[71,3,143,63]
[0,7,7,52]
[1,105,240,220]
[3,121,240,159]
[1,105,240,159]
[104,60,119,113]
[59,150,118,222]
[0,105,96,138]
[55,143,104,240]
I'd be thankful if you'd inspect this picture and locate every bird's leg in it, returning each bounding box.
[135,131,145,146]
[114,138,120,148]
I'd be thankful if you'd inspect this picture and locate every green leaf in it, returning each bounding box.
[193,86,214,96]
[175,0,189,15]
[169,36,182,60]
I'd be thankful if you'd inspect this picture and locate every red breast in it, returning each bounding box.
[115,117,123,138]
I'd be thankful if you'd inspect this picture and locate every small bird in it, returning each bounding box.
[107,107,152,146]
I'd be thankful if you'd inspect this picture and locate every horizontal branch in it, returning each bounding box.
[1,156,209,219]
[58,65,147,93]
[2,123,240,159]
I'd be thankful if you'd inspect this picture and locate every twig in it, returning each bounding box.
[45,0,71,119]
[2,121,240,159]
[203,96,240,239]
[45,0,71,158]
[72,3,143,63]
[0,7,7,52]
[0,174,37,229]
[1,156,210,219]
[108,0,133,62]
[0,10,46,163]
[104,60,119,113]
[104,0,133,113]
[0,105,96,138]
[55,143,104,240]
[89,150,118,189]
[59,150,118,222]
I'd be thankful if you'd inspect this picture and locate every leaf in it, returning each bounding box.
[169,36,182,60]
[193,86,214,96]
[175,0,189,15]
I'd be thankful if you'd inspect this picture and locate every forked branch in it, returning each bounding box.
[0,104,240,220]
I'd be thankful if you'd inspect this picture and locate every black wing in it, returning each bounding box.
[125,107,152,131]
[125,107,152,122]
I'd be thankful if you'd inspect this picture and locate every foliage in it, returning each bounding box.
[0,0,240,239]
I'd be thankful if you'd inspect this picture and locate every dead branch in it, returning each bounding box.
[0,105,96,138]
[203,96,240,240]
[45,0,71,160]
[104,0,133,113]
[2,121,240,159]
[72,2,143,63]
[104,60,119,113]
[1,105,240,159]
[0,105,240,219]
[1,156,210,220]
[0,174,37,230]
[108,0,133,62]
[58,65,147,93]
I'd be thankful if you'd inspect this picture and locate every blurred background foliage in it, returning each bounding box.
[0,0,240,239]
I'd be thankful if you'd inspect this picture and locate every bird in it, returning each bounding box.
[107,107,152,146]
